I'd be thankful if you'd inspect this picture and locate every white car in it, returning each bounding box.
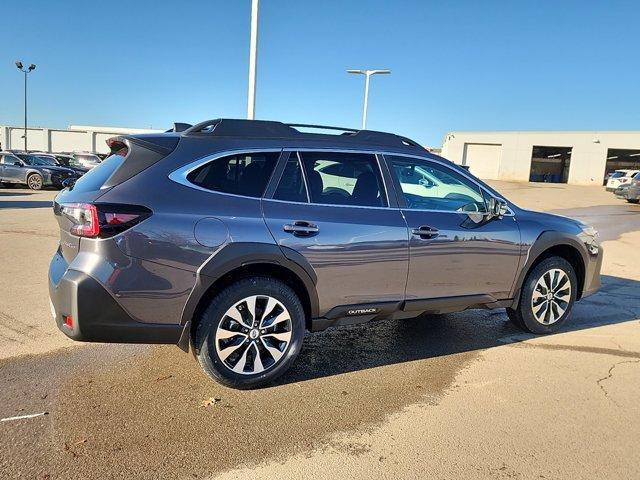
[606,169,640,191]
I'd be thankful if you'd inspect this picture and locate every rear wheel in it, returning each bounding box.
[27,173,43,190]
[507,256,577,334]
[195,277,305,389]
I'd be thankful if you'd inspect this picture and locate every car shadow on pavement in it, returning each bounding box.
[0,200,53,209]
[276,274,640,386]
[0,190,34,197]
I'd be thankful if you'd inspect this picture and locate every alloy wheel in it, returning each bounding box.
[531,268,571,325]
[28,175,42,190]
[215,295,292,375]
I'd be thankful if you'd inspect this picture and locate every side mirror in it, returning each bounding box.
[419,178,435,188]
[487,197,508,219]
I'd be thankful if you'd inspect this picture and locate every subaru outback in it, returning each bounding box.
[48,119,602,389]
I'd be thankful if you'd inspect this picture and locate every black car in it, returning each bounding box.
[44,153,91,176]
[1,152,78,190]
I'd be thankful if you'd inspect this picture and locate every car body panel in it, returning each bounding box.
[402,209,522,299]
[262,198,409,316]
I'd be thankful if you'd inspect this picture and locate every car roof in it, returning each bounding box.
[178,119,426,152]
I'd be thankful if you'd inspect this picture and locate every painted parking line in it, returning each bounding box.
[1,412,48,423]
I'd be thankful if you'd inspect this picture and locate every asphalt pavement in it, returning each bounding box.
[0,183,638,479]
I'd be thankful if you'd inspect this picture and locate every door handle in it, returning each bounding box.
[283,221,319,237]
[411,225,439,240]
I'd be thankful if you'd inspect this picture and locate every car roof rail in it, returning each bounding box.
[183,118,423,149]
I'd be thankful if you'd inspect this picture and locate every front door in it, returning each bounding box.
[262,151,409,316]
[385,154,521,301]
[1,155,26,182]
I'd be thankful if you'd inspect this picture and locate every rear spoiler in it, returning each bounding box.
[165,122,192,133]
[102,134,180,189]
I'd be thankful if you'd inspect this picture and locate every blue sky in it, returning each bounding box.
[1,0,638,146]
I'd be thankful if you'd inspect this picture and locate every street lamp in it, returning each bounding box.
[15,61,36,151]
[247,0,259,120]
[347,69,390,129]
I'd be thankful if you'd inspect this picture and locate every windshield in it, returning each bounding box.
[18,154,57,166]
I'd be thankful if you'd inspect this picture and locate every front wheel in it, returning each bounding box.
[195,277,306,389]
[507,256,577,334]
[27,173,43,190]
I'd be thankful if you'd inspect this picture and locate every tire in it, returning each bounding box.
[506,256,577,334]
[626,199,639,204]
[195,276,306,389]
[27,173,43,190]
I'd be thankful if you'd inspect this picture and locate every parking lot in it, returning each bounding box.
[1,182,639,479]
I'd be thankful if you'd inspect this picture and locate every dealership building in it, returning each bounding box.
[0,124,161,154]
[440,131,640,185]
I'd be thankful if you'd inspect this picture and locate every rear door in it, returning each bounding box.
[384,154,521,302]
[262,150,409,316]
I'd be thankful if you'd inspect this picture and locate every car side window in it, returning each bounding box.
[273,152,308,203]
[2,155,21,165]
[387,155,487,213]
[187,151,280,198]
[299,151,387,207]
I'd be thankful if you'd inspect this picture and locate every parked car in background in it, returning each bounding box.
[614,172,640,203]
[31,152,90,177]
[606,169,639,191]
[1,152,78,190]
[48,119,602,389]
[71,152,102,169]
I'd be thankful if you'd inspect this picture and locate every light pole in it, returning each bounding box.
[347,69,390,129]
[15,61,36,151]
[247,0,259,120]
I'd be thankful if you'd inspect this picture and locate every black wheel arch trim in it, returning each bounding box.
[510,230,589,306]
[178,242,319,340]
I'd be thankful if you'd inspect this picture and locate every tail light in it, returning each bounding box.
[60,203,151,238]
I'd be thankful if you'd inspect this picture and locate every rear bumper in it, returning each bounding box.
[48,250,182,344]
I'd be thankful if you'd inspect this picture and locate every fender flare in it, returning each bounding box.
[179,242,319,330]
[510,230,588,305]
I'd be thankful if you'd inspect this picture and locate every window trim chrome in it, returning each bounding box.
[167,146,514,217]
[167,148,283,199]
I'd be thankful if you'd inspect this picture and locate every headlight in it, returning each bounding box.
[580,225,600,255]
[581,225,598,237]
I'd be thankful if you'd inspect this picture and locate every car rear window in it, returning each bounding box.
[187,152,280,198]
[70,155,126,193]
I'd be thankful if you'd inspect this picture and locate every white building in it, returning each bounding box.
[440,131,640,185]
[0,124,162,154]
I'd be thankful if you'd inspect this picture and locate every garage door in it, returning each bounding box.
[462,143,502,180]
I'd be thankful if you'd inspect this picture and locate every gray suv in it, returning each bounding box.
[49,119,602,389]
